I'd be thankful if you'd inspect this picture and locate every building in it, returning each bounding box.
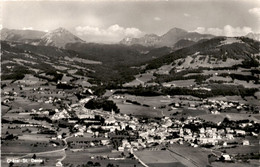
[242,140,250,146]
[222,154,231,161]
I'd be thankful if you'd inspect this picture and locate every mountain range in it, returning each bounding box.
[1,27,259,49]
[1,26,260,85]
[1,27,85,48]
[120,27,214,47]
[1,28,45,44]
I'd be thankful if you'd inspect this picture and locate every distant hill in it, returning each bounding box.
[1,28,46,44]
[120,27,214,47]
[38,27,85,48]
[145,36,260,70]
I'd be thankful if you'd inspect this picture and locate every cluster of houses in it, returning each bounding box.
[201,99,251,113]
[169,98,253,114]
[56,102,256,157]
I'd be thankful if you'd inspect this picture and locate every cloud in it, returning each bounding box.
[184,13,190,17]
[154,17,161,21]
[22,27,33,30]
[249,8,260,20]
[193,25,253,37]
[75,24,143,43]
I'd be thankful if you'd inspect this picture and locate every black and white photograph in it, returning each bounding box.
[1,0,260,166]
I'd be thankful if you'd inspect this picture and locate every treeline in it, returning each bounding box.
[164,85,258,98]
[114,85,162,96]
[35,70,63,83]
[219,73,259,83]
[1,65,33,81]
[84,98,120,113]
[114,85,258,98]
[87,64,138,85]
[154,73,212,84]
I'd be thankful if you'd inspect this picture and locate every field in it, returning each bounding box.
[1,105,10,115]
[111,95,176,117]
[182,108,208,117]
[123,72,155,87]
[62,148,142,167]
[113,95,174,107]
[135,149,198,167]
[1,150,64,167]
[163,79,196,87]
[167,143,211,167]
[1,139,63,154]
[116,102,163,117]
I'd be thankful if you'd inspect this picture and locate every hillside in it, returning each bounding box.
[118,36,260,89]
[172,39,196,50]
[1,39,172,85]
[145,36,260,71]
[65,42,171,66]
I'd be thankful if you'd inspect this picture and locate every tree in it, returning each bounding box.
[32,154,36,159]
[94,162,101,166]
[219,156,225,162]
[107,164,114,167]
[87,161,93,166]
[9,161,14,167]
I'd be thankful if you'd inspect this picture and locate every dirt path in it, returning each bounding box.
[56,134,74,166]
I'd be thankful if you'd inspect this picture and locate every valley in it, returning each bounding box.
[1,26,260,167]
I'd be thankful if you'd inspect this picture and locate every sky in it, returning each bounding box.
[1,0,260,43]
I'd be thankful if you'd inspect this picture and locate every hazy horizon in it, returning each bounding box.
[2,0,260,43]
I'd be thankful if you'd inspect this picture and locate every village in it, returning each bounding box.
[1,78,259,167]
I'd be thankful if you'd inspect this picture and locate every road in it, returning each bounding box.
[167,148,200,167]
[4,134,75,166]
[136,78,144,85]
[56,134,74,166]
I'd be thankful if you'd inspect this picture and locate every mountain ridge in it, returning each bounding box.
[120,27,214,47]
[38,27,85,48]
[1,28,46,43]
[246,32,260,41]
